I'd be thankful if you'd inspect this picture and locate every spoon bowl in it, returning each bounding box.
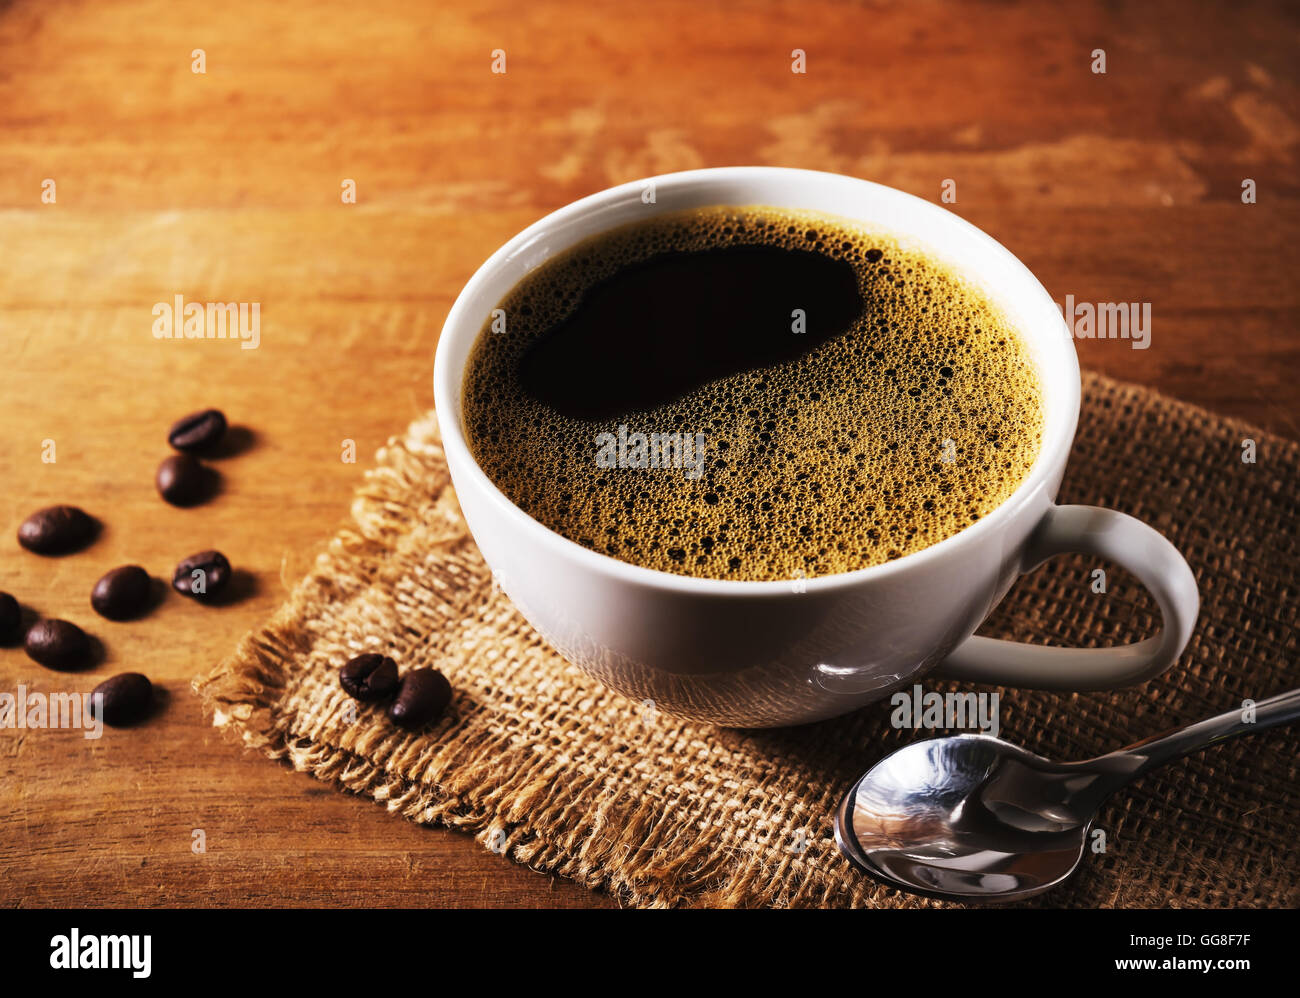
[834,736,1095,902]
[835,687,1300,903]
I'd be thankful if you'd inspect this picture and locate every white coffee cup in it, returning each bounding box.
[433,167,1199,727]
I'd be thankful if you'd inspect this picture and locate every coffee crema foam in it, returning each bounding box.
[463,205,1043,581]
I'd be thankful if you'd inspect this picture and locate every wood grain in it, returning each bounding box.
[0,0,1296,908]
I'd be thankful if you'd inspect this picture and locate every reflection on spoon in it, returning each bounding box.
[835,687,1300,902]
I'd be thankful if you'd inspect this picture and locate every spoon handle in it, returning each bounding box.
[1095,687,1300,785]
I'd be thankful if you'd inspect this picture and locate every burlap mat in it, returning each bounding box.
[195,371,1300,908]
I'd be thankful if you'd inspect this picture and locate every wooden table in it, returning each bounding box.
[1,0,1295,908]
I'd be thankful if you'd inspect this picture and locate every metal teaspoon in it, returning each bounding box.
[834,687,1300,902]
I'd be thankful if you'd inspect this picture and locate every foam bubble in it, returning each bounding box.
[463,205,1043,580]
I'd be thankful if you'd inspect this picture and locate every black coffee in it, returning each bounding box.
[518,242,863,420]
[463,205,1043,581]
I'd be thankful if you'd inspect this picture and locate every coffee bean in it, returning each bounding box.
[387,668,452,730]
[168,408,227,453]
[0,592,21,644]
[340,653,400,702]
[172,550,231,598]
[25,619,92,670]
[156,453,211,506]
[89,672,154,726]
[17,505,98,555]
[91,565,152,620]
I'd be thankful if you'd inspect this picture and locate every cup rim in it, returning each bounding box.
[434,166,1079,596]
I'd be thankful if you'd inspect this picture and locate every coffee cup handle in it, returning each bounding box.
[934,504,1199,690]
